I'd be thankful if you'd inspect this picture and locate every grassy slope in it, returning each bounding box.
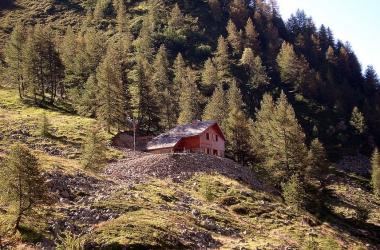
[0,89,379,249]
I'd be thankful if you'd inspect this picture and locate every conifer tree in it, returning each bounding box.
[225,82,252,163]
[202,84,227,126]
[4,23,26,98]
[152,45,175,130]
[371,148,380,197]
[81,125,107,171]
[227,20,242,55]
[277,42,310,91]
[40,112,51,137]
[350,107,366,135]
[178,67,199,125]
[281,174,306,212]
[240,48,269,89]
[0,144,47,230]
[135,14,155,60]
[202,58,219,88]
[168,3,184,33]
[214,36,232,85]
[244,18,260,54]
[96,43,127,132]
[115,0,127,33]
[77,74,98,117]
[253,92,308,184]
[307,139,329,188]
[130,57,160,132]
[60,26,77,88]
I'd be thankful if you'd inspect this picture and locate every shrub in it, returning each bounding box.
[55,231,87,250]
[40,112,51,137]
[81,125,107,171]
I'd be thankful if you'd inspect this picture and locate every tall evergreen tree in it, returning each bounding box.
[225,82,252,164]
[202,83,227,127]
[96,43,127,132]
[253,92,308,184]
[307,139,330,188]
[130,57,160,133]
[202,58,219,88]
[244,18,260,54]
[178,67,199,125]
[0,144,47,230]
[214,36,232,85]
[227,20,242,55]
[152,45,175,130]
[4,23,26,98]
[115,0,127,33]
[277,42,310,91]
[240,48,269,89]
[173,53,186,117]
[81,125,108,171]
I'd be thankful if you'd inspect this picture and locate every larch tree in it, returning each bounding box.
[244,18,260,54]
[81,125,108,171]
[371,148,380,197]
[152,45,175,130]
[225,82,252,164]
[202,58,219,88]
[96,42,127,132]
[115,0,127,33]
[277,42,310,91]
[130,57,160,133]
[252,92,309,184]
[350,106,366,135]
[4,23,26,98]
[214,36,232,85]
[202,83,227,127]
[307,138,330,188]
[0,144,47,231]
[240,48,270,89]
[178,67,199,125]
[77,74,99,117]
[227,20,242,55]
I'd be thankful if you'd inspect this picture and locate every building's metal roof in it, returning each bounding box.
[146,121,221,150]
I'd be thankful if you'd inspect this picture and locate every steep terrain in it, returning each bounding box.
[0,88,379,249]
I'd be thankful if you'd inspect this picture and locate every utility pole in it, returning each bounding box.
[127,115,138,153]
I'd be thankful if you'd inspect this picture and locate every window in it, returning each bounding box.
[207,148,210,154]
[206,133,210,140]
[213,149,218,156]
[215,135,218,142]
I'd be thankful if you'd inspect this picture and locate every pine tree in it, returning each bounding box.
[202,83,227,126]
[227,20,242,55]
[178,67,199,125]
[4,22,26,98]
[371,148,380,197]
[225,82,252,164]
[96,43,127,132]
[60,26,78,90]
[81,125,108,171]
[350,107,366,134]
[244,18,260,54]
[253,92,308,184]
[240,48,269,89]
[152,45,175,130]
[307,139,329,188]
[168,3,184,33]
[277,42,310,91]
[214,36,232,85]
[0,144,47,230]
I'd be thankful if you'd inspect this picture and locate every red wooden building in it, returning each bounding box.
[146,121,226,157]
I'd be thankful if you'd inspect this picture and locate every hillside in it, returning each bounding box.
[0,88,379,249]
[1,0,380,249]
